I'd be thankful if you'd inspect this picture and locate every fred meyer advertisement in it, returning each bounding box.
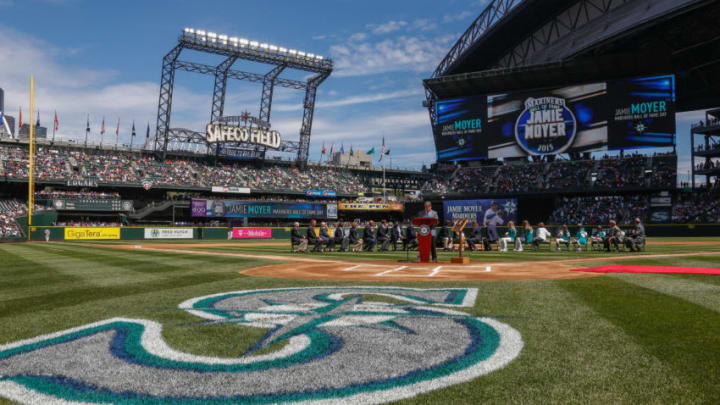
[64,227,120,240]
[144,228,194,239]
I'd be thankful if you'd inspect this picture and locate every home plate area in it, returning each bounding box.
[240,260,592,281]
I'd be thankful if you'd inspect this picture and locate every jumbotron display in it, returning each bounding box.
[434,74,676,161]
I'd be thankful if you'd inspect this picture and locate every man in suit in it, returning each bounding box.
[349,222,363,252]
[605,220,624,252]
[417,201,439,261]
[319,222,333,251]
[376,219,390,251]
[363,220,376,251]
[467,220,482,251]
[626,217,646,252]
[291,222,308,253]
[307,219,321,252]
[390,221,403,251]
[334,222,348,252]
[404,221,418,251]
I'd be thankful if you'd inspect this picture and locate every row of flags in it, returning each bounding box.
[16,107,150,140]
[321,136,391,162]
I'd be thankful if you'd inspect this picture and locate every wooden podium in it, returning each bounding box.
[412,217,438,263]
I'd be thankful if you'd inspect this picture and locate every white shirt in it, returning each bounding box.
[535,227,551,241]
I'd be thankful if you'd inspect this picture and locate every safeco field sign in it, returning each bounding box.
[64,227,120,240]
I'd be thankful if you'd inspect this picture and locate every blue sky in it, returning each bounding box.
[0,0,710,180]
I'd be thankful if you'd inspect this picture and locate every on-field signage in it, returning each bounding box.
[514,97,577,156]
[0,287,522,404]
[231,228,272,239]
[144,228,194,240]
[206,123,281,149]
[64,227,120,240]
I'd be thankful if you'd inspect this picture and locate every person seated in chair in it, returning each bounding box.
[349,222,363,252]
[291,222,308,253]
[604,220,624,252]
[319,222,334,251]
[533,222,551,251]
[467,220,482,252]
[439,220,453,251]
[390,221,403,251]
[363,220,377,251]
[591,226,606,247]
[334,222,348,252]
[403,221,418,251]
[376,219,390,251]
[571,224,588,252]
[307,219,322,252]
[625,217,645,252]
[555,225,571,251]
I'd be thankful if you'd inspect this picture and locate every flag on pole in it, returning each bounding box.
[350,145,354,156]
[379,136,386,162]
[321,142,326,155]
[146,122,150,138]
[340,144,344,155]
[18,107,22,129]
[115,118,120,136]
[367,147,375,155]
[36,110,40,127]
[131,121,136,138]
[86,116,90,133]
[101,117,105,134]
[329,144,334,156]
[54,111,59,131]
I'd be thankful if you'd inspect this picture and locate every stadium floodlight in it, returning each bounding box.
[239,38,249,47]
[196,30,206,36]
[288,49,297,55]
[307,53,315,59]
[297,51,306,58]
[269,45,278,52]
[260,43,269,50]
[278,47,287,53]
[316,55,324,60]
[249,41,259,48]
[184,28,194,34]
[229,37,239,46]
[218,34,228,44]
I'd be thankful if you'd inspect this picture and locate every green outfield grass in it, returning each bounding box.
[1,239,720,404]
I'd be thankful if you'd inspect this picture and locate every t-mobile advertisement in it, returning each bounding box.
[232,228,272,239]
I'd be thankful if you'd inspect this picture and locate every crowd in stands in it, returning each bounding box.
[0,144,367,193]
[695,160,719,172]
[0,200,26,238]
[672,188,720,223]
[548,195,650,225]
[422,154,677,195]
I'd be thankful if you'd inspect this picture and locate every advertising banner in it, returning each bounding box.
[337,203,404,211]
[211,186,251,194]
[433,74,676,161]
[64,227,120,240]
[232,228,272,239]
[192,200,329,219]
[144,228,194,239]
[305,190,337,198]
[442,199,518,225]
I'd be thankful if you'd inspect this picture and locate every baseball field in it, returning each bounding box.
[1,238,720,404]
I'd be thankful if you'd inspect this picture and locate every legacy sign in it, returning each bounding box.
[206,123,281,149]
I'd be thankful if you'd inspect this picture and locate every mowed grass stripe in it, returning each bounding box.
[560,276,720,402]
[611,273,720,314]
[0,247,82,289]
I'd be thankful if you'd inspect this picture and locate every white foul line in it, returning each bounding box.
[374,266,407,277]
[428,266,443,277]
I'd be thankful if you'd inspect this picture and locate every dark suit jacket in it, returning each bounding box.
[334,227,345,241]
[363,225,375,242]
[405,225,417,240]
[471,225,482,239]
[291,227,304,243]
[391,226,402,241]
[438,225,450,239]
[319,227,330,239]
[376,225,388,240]
[307,226,318,241]
[349,228,359,243]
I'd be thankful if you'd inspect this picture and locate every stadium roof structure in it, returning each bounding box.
[425,0,720,113]
[154,29,333,166]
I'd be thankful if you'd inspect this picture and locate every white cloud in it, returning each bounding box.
[443,10,475,24]
[273,88,424,112]
[368,20,408,35]
[348,32,368,42]
[329,34,456,77]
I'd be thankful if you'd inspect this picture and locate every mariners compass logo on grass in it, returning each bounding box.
[0,287,523,404]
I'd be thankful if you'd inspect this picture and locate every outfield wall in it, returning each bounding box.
[22,223,720,242]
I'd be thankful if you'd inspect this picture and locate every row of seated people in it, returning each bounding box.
[450,219,646,253]
[291,220,419,253]
[291,218,647,254]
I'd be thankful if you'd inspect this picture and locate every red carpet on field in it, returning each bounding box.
[572,265,720,275]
